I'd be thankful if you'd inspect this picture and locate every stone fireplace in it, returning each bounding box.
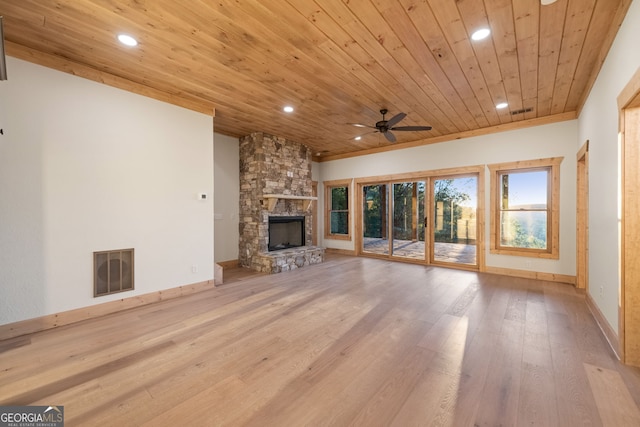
[239,132,324,273]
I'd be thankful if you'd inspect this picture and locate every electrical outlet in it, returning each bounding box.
[191,265,198,273]
[599,286,604,297]
[525,260,532,268]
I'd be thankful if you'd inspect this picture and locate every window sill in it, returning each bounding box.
[489,247,558,259]
[324,233,352,241]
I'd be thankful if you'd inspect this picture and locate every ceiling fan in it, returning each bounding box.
[350,109,432,143]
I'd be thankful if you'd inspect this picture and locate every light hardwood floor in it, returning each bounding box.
[1,254,640,426]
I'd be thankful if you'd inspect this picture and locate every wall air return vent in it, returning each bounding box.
[94,248,134,297]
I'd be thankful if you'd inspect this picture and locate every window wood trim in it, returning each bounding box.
[488,157,563,259]
[324,178,352,241]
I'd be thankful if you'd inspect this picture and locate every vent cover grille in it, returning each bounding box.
[510,107,534,115]
[94,248,134,297]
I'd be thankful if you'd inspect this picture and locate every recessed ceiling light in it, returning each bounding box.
[283,106,294,113]
[117,34,138,47]
[471,28,491,41]
[541,0,558,5]
[354,136,362,141]
[496,102,509,109]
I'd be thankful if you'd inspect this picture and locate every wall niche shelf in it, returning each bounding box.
[263,194,317,211]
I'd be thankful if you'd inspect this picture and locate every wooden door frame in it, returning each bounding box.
[619,67,640,365]
[312,181,318,246]
[576,141,589,291]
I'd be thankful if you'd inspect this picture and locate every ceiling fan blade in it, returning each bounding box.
[385,112,406,128]
[354,130,379,139]
[348,123,376,129]
[390,125,433,131]
[383,131,396,143]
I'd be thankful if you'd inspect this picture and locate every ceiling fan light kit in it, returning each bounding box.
[351,109,432,143]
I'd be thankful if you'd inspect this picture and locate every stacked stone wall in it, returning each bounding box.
[239,132,323,272]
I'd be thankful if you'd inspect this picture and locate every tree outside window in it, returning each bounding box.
[324,179,352,240]
[330,187,348,234]
[433,178,475,244]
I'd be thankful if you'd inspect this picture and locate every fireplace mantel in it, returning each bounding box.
[263,194,318,211]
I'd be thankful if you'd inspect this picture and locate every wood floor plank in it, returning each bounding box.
[563,296,619,370]
[242,307,426,426]
[504,284,528,323]
[300,316,435,426]
[472,318,524,427]
[551,343,603,426]
[517,286,560,426]
[347,345,437,426]
[585,362,640,426]
[432,324,501,426]
[517,358,559,426]
[141,375,248,426]
[390,363,459,426]
[418,313,462,351]
[0,255,639,426]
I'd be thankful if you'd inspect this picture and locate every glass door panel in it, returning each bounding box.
[392,181,426,260]
[362,184,389,255]
[432,176,478,266]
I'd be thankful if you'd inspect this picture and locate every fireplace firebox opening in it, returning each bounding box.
[268,216,305,251]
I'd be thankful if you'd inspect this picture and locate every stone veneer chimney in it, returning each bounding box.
[239,132,324,273]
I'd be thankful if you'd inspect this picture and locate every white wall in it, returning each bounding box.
[311,161,321,182]
[317,120,578,276]
[0,57,214,325]
[578,0,640,332]
[213,133,240,262]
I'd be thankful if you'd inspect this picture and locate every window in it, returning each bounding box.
[324,179,352,240]
[488,157,562,258]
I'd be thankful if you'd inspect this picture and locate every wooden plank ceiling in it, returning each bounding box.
[0,0,631,160]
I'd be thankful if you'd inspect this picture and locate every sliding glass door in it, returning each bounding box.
[362,184,389,255]
[360,181,426,261]
[431,175,478,266]
[392,181,426,260]
[357,169,481,270]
